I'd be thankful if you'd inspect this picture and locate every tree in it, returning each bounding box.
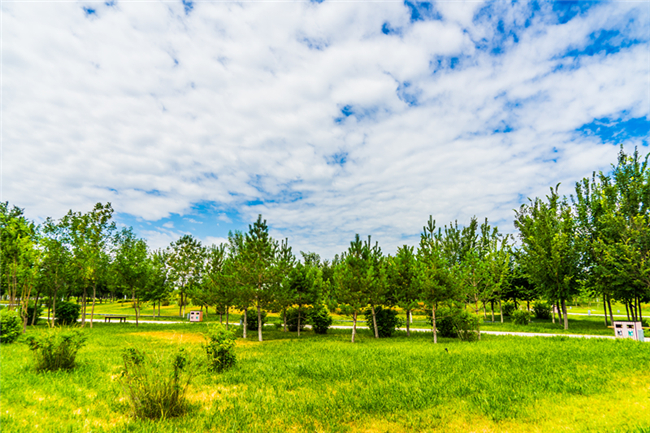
[515,185,581,330]
[228,215,279,342]
[417,217,458,343]
[167,235,204,318]
[63,203,115,328]
[143,249,172,318]
[387,245,419,336]
[113,228,149,326]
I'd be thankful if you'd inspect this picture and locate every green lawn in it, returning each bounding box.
[2,323,649,433]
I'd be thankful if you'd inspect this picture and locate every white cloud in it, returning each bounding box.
[3,0,648,259]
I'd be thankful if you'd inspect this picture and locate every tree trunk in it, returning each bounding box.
[90,282,97,329]
[406,309,411,337]
[81,287,87,327]
[432,305,437,344]
[179,292,183,317]
[603,297,609,327]
[282,308,287,332]
[31,290,41,326]
[483,303,487,320]
[625,302,630,321]
[562,299,568,330]
[51,289,57,328]
[371,305,379,338]
[527,300,530,312]
[490,301,495,323]
[219,311,223,324]
[638,295,643,323]
[132,287,139,327]
[158,300,161,318]
[243,309,247,338]
[226,306,229,330]
[607,296,614,324]
[552,303,555,324]
[556,302,563,322]
[499,300,503,323]
[257,301,263,342]
[351,310,357,343]
[297,306,302,337]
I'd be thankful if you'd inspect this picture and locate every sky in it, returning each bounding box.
[2,0,649,259]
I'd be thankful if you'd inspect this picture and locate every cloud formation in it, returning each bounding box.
[3,0,649,258]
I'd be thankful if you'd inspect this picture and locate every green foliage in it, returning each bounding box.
[25,328,87,371]
[0,309,22,343]
[55,300,81,325]
[364,306,402,338]
[309,304,333,334]
[120,347,192,420]
[203,325,236,372]
[245,308,267,331]
[511,310,533,325]
[501,301,516,317]
[533,301,552,320]
[286,307,307,332]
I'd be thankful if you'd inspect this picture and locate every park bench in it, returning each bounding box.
[104,315,127,323]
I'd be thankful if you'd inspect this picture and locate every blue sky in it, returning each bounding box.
[3,0,649,259]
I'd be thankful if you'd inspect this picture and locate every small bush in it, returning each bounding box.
[364,306,402,338]
[120,348,192,420]
[286,307,309,332]
[533,301,552,320]
[502,301,516,317]
[245,308,267,331]
[204,325,236,372]
[55,301,81,325]
[25,328,87,371]
[512,310,532,325]
[310,304,333,334]
[426,307,480,341]
[0,309,22,344]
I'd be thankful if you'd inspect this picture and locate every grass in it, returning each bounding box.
[2,323,649,432]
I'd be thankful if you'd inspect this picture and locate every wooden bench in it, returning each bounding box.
[104,316,127,323]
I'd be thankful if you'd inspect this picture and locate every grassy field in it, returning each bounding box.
[2,323,649,433]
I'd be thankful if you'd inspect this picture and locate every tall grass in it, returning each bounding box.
[2,324,649,432]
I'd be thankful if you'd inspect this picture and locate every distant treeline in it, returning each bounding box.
[1,147,648,341]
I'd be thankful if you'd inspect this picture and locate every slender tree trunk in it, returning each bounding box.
[432,305,437,344]
[556,302,563,322]
[297,306,302,337]
[483,303,487,320]
[51,289,57,328]
[31,290,41,326]
[132,287,139,327]
[499,300,503,323]
[638,295,643,323]
[562,299,568,330]
[81,287,87,327]
[603,297,609,327]
[282,308,287,332]
[226,306,229,330]
[607,296,614,324]
[158,300,161,318]
[90,282,97,329]
[552,303,555,324]
[490,301,495,322]
[406,309,411,337]
[243,308,247,339]
[219,311,223,324]
[371,305,379,338]
[527,300,530,312]
[351,310,357,343]
[179,291,183,317]
[626,302,631,321]
[257,300,263,342]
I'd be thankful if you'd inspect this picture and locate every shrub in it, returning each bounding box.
[245,308,267,331]
[426,307,480,341]
[23,302,43,326]
[25,328,87,371]
[55,301,81,325]
[512,310,533,325]
[364,306,402,338]
[286,307,309,332]
[309,304,333,334]
[120,348,192,420]
[533,301,552,320]
[502,301,516,317]
[0,309,22,344]
[203,325,236,372]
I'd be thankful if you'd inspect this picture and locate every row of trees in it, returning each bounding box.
[1,148,648,340]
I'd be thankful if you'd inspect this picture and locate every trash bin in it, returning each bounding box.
[189,311,203,322]
[613,321,643,341]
